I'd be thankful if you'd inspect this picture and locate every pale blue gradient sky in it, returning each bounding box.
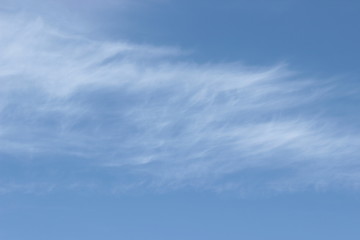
[1,0,360,239]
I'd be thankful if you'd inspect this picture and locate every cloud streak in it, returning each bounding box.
[1,14,360,194]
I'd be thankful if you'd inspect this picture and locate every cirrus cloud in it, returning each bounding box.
[1,13,360,194]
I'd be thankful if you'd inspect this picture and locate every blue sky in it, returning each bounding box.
[1,0,360,239]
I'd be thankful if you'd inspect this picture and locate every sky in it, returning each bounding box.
[1,0,360,239]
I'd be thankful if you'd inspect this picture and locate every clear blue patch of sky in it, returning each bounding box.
[94,0,360,76]
[1,191,360,240]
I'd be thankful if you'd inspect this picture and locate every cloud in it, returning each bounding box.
[1,13,360,194]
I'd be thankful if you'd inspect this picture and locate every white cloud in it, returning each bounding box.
[1,14,360,194]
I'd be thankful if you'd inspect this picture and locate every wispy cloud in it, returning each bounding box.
[1,14,360,194]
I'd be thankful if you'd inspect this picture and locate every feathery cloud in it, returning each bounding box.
[1,14,360,194]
